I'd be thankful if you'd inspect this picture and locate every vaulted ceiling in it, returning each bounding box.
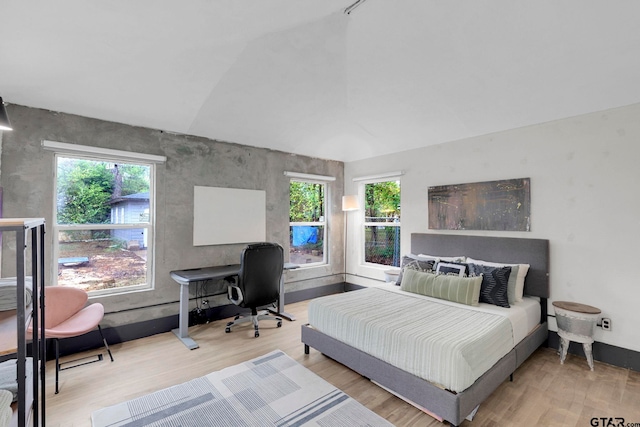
[2,1,639,162]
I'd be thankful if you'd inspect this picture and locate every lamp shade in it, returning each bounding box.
[0,97,12,131]
[342,195,359,211]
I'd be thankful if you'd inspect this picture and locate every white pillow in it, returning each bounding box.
[435,262,466,277]
[465,257,530,303]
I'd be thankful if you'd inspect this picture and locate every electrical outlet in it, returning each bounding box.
[601,318,611,331]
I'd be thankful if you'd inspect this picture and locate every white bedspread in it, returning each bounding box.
[308,286,536,392]
[379,283,541,344]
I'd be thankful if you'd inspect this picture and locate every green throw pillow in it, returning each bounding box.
[400,268,482,306]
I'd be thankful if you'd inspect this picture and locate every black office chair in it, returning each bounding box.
[225,242,284,337]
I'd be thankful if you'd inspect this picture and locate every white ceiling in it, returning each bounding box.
[2,1,639,162]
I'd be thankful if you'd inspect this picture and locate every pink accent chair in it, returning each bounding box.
[29,287,113,393]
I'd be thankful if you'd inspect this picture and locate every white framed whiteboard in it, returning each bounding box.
[193,186,266,246]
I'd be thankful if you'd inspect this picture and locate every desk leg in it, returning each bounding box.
[171,282,199,350]
[269,275,296,321]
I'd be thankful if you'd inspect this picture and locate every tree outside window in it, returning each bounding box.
[289,180,326,266]
[364,180,401,266]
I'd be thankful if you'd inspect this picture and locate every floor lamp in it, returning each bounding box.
[342,195,359,281]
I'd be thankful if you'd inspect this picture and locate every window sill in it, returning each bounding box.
[290,262,327,270]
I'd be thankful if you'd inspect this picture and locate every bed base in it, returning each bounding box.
[302,321,548,426]
[303,233,550,425]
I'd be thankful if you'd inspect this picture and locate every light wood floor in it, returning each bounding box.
[45,300,640,426]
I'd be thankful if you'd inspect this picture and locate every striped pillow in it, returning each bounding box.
[400,268,482,306]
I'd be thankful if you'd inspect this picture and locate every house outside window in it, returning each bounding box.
[363,179,401,267]
[110,193,149,249]
[52,148,159,295]
[289,180,326,266]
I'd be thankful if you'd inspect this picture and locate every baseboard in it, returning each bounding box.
[42,282,348,360]
[547,331,640,372]
[345,282,366,292]
[283,282,345,304]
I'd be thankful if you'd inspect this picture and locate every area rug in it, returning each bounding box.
[91,350,393,426]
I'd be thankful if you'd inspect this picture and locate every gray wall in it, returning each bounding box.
[0,104,345,328]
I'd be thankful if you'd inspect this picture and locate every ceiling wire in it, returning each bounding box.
[344,0,368,15]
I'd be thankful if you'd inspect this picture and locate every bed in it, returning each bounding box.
[301,233,549,426]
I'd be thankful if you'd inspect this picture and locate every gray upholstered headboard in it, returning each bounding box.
[411,233,549,299]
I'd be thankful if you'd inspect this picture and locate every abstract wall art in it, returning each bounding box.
[428,178,530,231]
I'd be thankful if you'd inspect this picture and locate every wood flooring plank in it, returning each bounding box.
[43,300,640,426]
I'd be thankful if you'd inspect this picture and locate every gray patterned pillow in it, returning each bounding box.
[467,263,511,308]
[395,255,436,285]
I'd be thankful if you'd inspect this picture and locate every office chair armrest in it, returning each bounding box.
[228,285,244,305]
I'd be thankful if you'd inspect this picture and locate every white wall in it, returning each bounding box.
[345,102,640,353]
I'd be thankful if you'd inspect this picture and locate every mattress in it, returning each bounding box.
[307,286,540,393]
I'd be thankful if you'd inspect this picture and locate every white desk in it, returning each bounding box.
[170,263,298,350]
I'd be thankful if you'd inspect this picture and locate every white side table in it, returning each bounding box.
[552,301,601,370]
[384,269,401,284]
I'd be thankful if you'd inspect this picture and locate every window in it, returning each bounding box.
[53,151,158,295]
[363,180,401,267]
[289,180,326,266]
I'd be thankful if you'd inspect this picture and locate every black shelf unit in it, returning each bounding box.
[0,218,46,426]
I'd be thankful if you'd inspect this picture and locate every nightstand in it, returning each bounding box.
[552,301,601,370]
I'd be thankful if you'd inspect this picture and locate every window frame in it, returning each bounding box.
[288,178,328,267]
[47,141,164,296]
[360,177,401,268]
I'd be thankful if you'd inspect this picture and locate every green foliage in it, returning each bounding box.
[118,164,150,196]
[290,181,324,222]
[365,181,400,220]
[108,237,128,251]
[57,159,114,224]
[365,245,397,266]
[56,157,150,225]
[364,182,401,267]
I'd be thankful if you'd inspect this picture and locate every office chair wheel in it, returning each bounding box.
[255,331,259,338]
[277,321,282,328]
[225,327,231,333]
